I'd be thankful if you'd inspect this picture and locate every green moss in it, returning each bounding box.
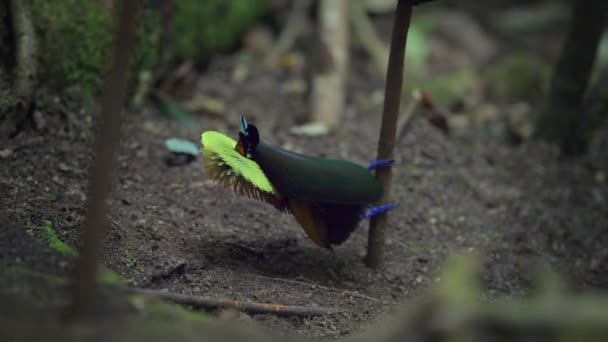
[32,0,114,99]
[30,0,265,102]
[43,220,77,256]
[171,0,266,58]
[31,1,161,102]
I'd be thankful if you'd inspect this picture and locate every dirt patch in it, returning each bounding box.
[1,52,607,339]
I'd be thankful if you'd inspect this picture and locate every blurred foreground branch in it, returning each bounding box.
[69,1,140,317]
[351,256,608,342]
[534,0,608,155]
[4,253,608,341]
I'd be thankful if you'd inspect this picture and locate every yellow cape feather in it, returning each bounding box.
[201,131,285,210]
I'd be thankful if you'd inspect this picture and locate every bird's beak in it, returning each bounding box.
[240,116,248,134]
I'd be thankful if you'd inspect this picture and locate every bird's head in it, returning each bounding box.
[236,116,259,158]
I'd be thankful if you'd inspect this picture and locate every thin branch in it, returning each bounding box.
[106,214,128,234]
[387,233,419,254]
[69,1,140,318]
[366,0,413,269]
[131,288,344,317]
[10,0,38,103]
[264,0,312,65]
[350,0,389,77]
[244,274,382,303]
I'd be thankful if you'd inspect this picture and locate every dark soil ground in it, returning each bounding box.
[2,19,608,340]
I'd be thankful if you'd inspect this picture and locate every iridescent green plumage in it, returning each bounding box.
[253,142,382,204]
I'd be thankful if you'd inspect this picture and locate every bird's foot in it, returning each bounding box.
[361,203,398,219]
[367,159,395,171]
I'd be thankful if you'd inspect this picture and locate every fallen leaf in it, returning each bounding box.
[165,138,199,156]
[289,122,330,136]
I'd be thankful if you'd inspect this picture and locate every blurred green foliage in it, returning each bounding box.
[31,0,266,102]
[32,0,114,99]
[129,296,210,322]
[405,17,433,72]
[423,69,478,107]
[484,53,551,104]
[171,0,266,58]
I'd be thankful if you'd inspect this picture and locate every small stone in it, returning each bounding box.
[595,172,605,184]
[0,148,13,158]
[58,162,70,172]
[33,110,46,130]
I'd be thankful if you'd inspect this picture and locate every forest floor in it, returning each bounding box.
[2,15,608,341]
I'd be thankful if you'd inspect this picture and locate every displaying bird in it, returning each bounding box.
[201,117,396,249]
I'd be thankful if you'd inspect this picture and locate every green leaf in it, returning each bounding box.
[165,138,199,156]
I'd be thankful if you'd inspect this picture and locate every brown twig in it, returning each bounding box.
[245,274,382,303]
[106,214,128,234]
[365,0,413,269]
[69,1,140,318]
[387,233,419,254]
[131,288,344,317]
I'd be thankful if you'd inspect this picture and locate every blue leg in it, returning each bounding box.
[368,159,395,171]
[361,203,398,219]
